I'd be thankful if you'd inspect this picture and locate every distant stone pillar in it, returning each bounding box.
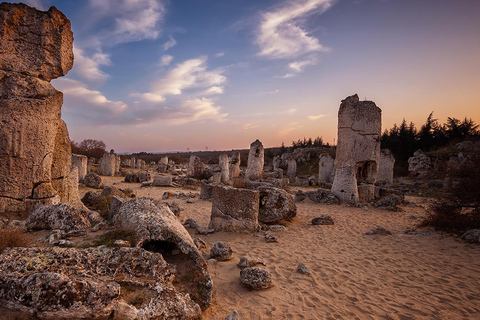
[331,94,381,203]
[115,155,121,174]
[245,140,264,181]
[229,151,241,180]
[72,154,88,181]
[158,156,168,173]
[377,149,395,184]
[99,152,116,176]
[287,158,297,183]
[187,155,204,178]
[131,157,136,169]
[318,153,335,185]
[219,153,230,184]
[273,156,281,171]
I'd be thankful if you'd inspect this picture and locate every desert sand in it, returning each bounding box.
[92,176,480,320]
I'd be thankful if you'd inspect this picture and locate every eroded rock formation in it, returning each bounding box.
[0,3,76,213]
[245,139,264,181]
[378,149,395,184]
[331,94,382,203]
[229,151,241,180]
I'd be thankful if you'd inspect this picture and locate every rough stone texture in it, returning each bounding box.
[273,155,281,171]
[237,256,266,269]
[331,94,382,203]
[258,187,296,223]
[199,181,214,200]
[318,153,335,185]
[152,175,173,187]
[0,247,201,319]
[83,172,103,189]
[375,194,404,211]
[71,153,88,181]
[131,157,136,169]
[461,229,480,243]
[240,267,272,290]
[378,149,395,184]
[209,186,259,233]
[209,241,233,261]
[187,155,204,179]
[245,140,264,181]
[408,149,432,178]
[304,189,340,205]
[158,156,169,173]
[365,226,392,235]
[0,3,76,214]
[25,203,98,232]
[111,198,212,309]
[297,263,311,274]
[312,215,334,225]
[225,310,240,320]
[124,171,151,183]
[219,153,230,184]
[99,152,116,176]
[229,151,241,180]
[286,158,297,183]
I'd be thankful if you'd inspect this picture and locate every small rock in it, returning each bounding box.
[240,267,272,290]
[237,256,266,269]
[225,310,239,320]
[408,215,417,220]
[296,263,311,274]
[312,215,334,225]
[51,239,73,247]
[114,240,131,247]
[186,199,196,204]
[162,192,170,200]
[265,233,278,243]
[462,229,480,243]
[210,241,233,261]
[365,226,392,235]
[65,229,87,238]
[141,181,152,187]
[194,238,206,250]
[267,225,286,232]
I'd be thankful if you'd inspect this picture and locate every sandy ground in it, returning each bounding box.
[96,176,480,320]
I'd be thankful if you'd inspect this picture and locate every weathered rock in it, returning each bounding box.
[237,256,266,269]
[286,158,297,183]
[124,171,151,183]
[158,156,169,173]
[25,203,97,232]
[219,153,230,184]
[318,153,335,185]
[375,194,404,211]
[111,198,212,309]
[71,153,88,181]
[84,172,103,189]
[461,229,480,243]
[312,215,334,225]
[199,181,214,200]
[331,94,382,203]
[0,247,201,319]
[245,140,264,181]
[297,263,311,274]
[240,267,272,290]
[193,238,207,250]
[408,149,432,178]
[183,218,214,235]
[210,241,233,261]
[258,187,296,223]
[187,155,204,179]
[229,151,241,180]
[377,149,395,184]
[294,190,307,202]
[225,310,240,320]
[81,191,101,207]
[365,226,392,235]
[152,175,173,186]
[209,186,259,233]
[99,152,116,176]
[264,233,278,243]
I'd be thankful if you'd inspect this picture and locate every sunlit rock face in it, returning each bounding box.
[0,3,77,213]
[331,94,382,203]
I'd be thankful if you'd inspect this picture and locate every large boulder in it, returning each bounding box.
[209,186,259,233]
[83,172,103,189]
[111,198,212,309]
[0,247,201,319]
[124,171,151,183]
[258,187,296,223]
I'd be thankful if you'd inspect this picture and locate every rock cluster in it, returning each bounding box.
[0,3,79,213]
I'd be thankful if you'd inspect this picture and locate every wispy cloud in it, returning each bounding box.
[159,54,173,66]
[257,0,334,60]
[215,52,225,57]
[308,114,326,120]
[278,122,300,136]
[289,55,318,72]
[71,46,111,84]
[244,123,260,130]
[163,36,177,51]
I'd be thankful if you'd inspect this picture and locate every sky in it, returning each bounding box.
[6,0,480,153]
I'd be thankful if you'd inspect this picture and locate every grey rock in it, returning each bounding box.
[25,203,98,232]
[237,256,266,269]
[312,215,334,225]
[258,186,297,223]
[240,267,272,290]
[462,229,480,243]
[84,172,103,189]
[225,310,240,320]
[296,263,311,274]
[210,241,233,261]
[365,226,392,235]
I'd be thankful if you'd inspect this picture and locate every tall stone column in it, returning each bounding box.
[245,140,264,181]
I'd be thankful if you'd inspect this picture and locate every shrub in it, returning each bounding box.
[0,228,29,253]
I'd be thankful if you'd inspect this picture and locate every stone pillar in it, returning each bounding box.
[273,156,281,171]
[245,140,264,181]
[115,155,121,174]
[229,151,241,180]
[331,94,381,203]
[377,149,395,184]
[287,158,297,183]
[318,153,335,185]
[187,155,204,178]
[99,152,116,176]
[0,3,74,213]
[131,157,136,169]
[219,153,230,184]
[71,154,88,181]
[158,156,168,173]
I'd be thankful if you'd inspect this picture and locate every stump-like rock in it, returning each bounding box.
[258,187,296,223]
[210,241,233,261]
[240,267,273,290]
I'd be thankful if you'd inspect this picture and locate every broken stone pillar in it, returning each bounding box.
[99,152,116,176]
[377,149,395,184]
[0,3,74,213]
[131,157,136,169]
[219,153,230,184]
[331,94,382,203]
[273,156,281,171]
[124,158,131,167]
[187,155,204,178]
[71,154,88,181]
[287,158,297,183]
[158,156,169,173]
[229,151,241,180]
[115,155,121,174]
[245,140,264,181]
[318,153,335,185]
[209,186,259,233]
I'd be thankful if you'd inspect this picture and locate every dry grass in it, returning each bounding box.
[0,228,29,253]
